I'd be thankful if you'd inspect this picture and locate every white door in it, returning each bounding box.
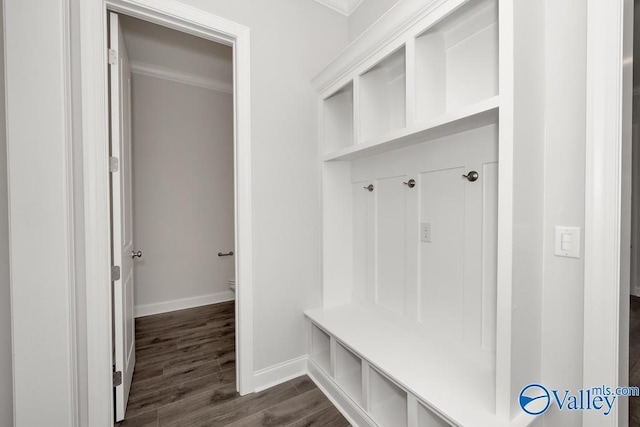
[109,11,136,422]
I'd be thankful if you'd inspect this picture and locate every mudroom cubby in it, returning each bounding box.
[418,402,452,427]
[323,81,354,154]
[309,0,532,426]
[335,342,363,406]
[414,0,498,122]
[369,367,408,427]
[359,46,406,143]
[310,323,331,375]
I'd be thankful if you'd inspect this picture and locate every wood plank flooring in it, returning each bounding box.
[115,301,350,426]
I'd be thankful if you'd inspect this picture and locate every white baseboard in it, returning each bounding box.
[134,290,235,318]
[307,359,375,427]
[632,285,640,297]
[253,355,308,393]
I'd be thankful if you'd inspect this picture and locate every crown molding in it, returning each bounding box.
[312,0,450,95]
[130,61,233,94]
[314,0,365,16]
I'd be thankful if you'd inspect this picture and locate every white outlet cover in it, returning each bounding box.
[420,222,431,243]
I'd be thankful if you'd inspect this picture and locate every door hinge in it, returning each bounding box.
[109,156,119,173]
[111,265,121,282]
[113,370,122,387]
[108,49,118,65]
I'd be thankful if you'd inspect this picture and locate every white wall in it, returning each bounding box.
[3,0,347,421]
[173,0,349,372]
[131,74,235,314]
[0,0,13,423]
[4,0,77,425]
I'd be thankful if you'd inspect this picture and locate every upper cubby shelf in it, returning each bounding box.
[320,0,499,162]
[323,82,354,154]
[323,95,498,162]
[415,0,498,123]
[360,46,407,143]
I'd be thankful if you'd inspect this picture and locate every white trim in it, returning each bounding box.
[61,0,79,423]
[313,0,364,16]
[252,356,308,393]
[134,291,234,318]
[130,61,233,94]
[79,1,252,425]
[583,0,632,426]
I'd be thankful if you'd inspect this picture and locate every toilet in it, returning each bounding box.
[228,278,236,293]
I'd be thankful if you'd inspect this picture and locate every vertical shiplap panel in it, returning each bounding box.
[405,177,419,320]
[366,183,377,303]
[323,162,354,307]
[418,167,464,337]
[482,162,499,350]
[352,182,369,302]
[462,163,483,349]
[375,176,407,314]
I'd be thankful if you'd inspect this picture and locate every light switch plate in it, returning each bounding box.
[555,226,580,258]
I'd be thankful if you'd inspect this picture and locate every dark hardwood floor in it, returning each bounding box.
[115,301,350,426]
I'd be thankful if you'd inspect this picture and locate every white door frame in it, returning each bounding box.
[78,1,253,424]
[583,0,633,426]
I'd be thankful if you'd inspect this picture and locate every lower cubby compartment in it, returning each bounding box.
[418,402,451,427]
[310,323,331,375]
[305,303,525,427]
[369,367,408,427]
[335,342,363,405]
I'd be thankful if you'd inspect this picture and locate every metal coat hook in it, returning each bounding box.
[462,171,479,182]
[403,179,416,188]
[363,184,374,192]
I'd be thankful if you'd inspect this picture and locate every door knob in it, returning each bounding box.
[131,250,142,259]
[462,171,479,182]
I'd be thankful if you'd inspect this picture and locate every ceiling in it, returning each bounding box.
[119,15,233,88]
[314,0,365,16]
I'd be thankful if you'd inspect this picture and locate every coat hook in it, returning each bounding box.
[363,184,374,192]
[462,171,479,182]
[403,179,416,188]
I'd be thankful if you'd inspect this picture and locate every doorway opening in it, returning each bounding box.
[106,8,244,424]
[80,1,253,424]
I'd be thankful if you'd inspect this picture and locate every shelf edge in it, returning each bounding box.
[323,96,500,162]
